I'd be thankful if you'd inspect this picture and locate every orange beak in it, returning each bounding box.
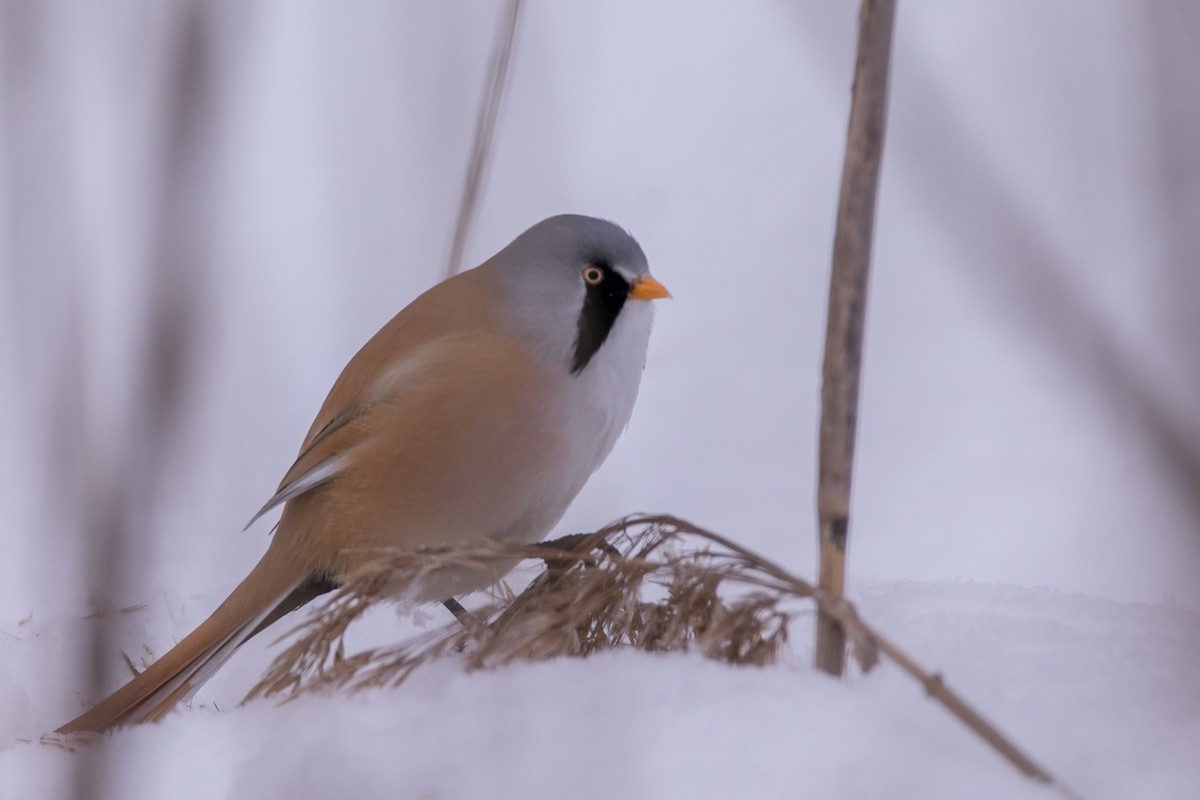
[628,274,672,301]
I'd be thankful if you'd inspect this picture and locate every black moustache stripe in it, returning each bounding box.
[572,263,629,374]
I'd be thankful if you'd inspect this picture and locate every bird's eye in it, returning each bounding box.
[582,266,604,286]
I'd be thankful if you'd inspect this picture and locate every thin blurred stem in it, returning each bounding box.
[445,0,523,278]
[895,21,1200,537]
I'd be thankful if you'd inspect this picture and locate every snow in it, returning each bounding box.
[3,2,1200,798]
[4,582,1197,799]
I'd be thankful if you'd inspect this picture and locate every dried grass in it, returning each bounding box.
[246,513,1072,796]
[248,515,867,700]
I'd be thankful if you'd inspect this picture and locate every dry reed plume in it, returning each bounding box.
[248,514,874,699]
[246,514,1071,796]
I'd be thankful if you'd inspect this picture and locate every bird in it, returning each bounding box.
[57,214,669,734]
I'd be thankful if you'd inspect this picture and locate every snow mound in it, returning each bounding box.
[2,581,1196,800]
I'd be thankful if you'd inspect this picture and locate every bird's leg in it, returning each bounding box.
[442,597,477,628]
[535,532,620,580]
[442,534,614,634]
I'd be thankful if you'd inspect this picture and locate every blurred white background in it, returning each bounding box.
[2,0,1198,632]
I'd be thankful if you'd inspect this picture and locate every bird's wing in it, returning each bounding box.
[244,269,503,531]
[243,451,350,531]
[243,334,462,531]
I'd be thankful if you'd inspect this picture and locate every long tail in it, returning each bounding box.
[57,546,313,734]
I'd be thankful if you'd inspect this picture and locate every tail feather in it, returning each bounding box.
[58,548,309,734]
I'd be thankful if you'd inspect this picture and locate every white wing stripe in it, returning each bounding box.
[243,454,347,530]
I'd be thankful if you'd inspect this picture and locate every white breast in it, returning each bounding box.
[467,283,657,549]
[551,299,656,499]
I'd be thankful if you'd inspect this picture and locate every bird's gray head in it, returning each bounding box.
[487,215,668,374]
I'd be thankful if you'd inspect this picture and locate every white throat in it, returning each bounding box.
[562,298,655,473]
